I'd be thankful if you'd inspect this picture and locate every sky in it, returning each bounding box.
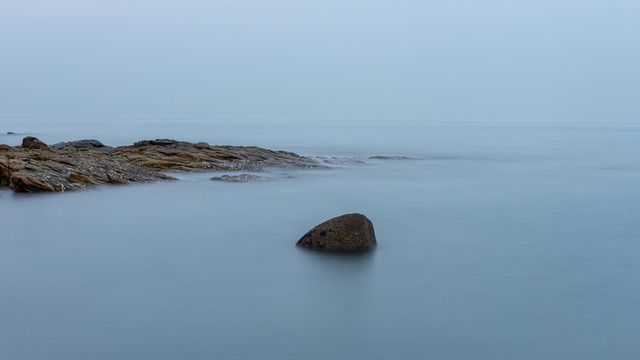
[1,0,639,122]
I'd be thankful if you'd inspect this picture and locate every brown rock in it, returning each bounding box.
[22,137,50,150]
[68,173,98,185]
[0,137,321,193]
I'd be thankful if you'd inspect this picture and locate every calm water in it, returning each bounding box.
[1,119,639,359]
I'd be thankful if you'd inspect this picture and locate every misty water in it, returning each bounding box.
[1,119,639,359]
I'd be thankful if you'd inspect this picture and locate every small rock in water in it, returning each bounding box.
[369,155,412,160]
[211,174,266,182]
[296,213,376,252]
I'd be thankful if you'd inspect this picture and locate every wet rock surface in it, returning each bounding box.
[369,155,413,160]
[296,213,377,252]
[0,137,320,193]
[210,174,269,182]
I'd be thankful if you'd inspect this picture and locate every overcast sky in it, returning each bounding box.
[1,0,638,121]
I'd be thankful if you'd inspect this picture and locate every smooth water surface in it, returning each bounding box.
[1,120,639,359]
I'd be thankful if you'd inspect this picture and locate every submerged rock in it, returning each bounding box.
[369,155,412,160]
[296,213,376,252]
[211,174,268,182]
[0,137,320,193]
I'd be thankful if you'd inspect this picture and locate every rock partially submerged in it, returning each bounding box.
[296,213,377,252]
[0,137,320,193]
[211,174,269,182]
[369,155,413,160]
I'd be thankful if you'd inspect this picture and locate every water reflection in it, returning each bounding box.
[295,248,376,315]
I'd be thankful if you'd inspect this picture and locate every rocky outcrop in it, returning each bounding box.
[0,137,320,193]
[296,213,377,252]
[114,139,317,172]
[22,136,50,150]
[51,139,108,149]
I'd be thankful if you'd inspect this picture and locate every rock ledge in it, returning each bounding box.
[0,137,320,193]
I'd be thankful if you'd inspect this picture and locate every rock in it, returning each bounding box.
[68,173,98,184]
[7,131,15,135]
[211,174,268,182]
[51,139,108,149]
[10,170,70,192]
[133,139,179,147]
[369,155,412,160]
[0,138,322,193]
[21,136,50,150]
[296,213,376,252]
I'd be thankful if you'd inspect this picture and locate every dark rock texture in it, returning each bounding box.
[0,137,320,193]
[51,139,108,149]
[296,213,376,252]
[22,136,50,150]
[369,155,412,160]
[211,174,268,182]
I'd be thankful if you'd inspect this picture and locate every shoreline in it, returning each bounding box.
[0,137,321,193]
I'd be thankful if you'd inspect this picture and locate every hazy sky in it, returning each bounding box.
[1,0,638,121]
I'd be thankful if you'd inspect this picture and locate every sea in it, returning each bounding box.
[1,118,639,359]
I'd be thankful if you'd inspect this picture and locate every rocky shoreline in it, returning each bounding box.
[0,137,321,193]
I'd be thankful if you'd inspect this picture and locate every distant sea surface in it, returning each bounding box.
[1,119,639,359]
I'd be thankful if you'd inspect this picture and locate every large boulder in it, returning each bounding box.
[296,213,376,252]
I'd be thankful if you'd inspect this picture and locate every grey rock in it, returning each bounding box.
[51,139,108,149]
[296,213,376,252]
[211,174,267,182]
[369,155,412,160]
[133,139,179,147]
